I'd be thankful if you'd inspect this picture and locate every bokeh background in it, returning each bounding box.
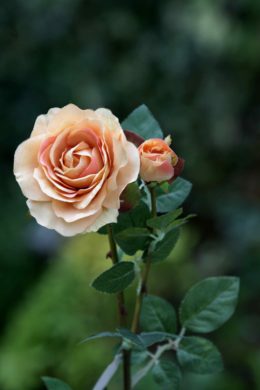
[1,0,260,389]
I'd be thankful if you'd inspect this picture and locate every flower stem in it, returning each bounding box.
[107,224,130,390]
[150,185,157,219]
[107,224,127,326]
[131,186,157,333]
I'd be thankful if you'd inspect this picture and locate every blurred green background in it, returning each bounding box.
[1,0,260,389]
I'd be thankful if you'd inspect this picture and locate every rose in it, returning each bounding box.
[14,104,140,236]
[138,137,183,183]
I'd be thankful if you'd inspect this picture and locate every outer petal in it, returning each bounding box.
[84,207,118,233]
[14,135,49,201]
[31,108,60,137]
[51,185,108,222]
[95,108,122,135]
[27,200,118,236]
[140,156,174,182]
[103,140,140,209]
[47,104,94,135]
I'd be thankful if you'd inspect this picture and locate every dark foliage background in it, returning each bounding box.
[0,0,259,389]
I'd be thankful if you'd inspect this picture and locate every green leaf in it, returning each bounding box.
[140,295,177,333]
[115,227,150,255]
[140,332,177,347]
[177,336,223,374]
[116,201,151,231]
[120,182,141,211]
[152,359,181,390]
[98,201,150,235]
[42,377,72,390]
[131,350,150,366]
[148,229,180,263]
[180,277,240,333]
[121,104,163,139]
[157,177,192,213]
[117,328,144,348]
[164,214,196,232]
[147,209,183,230]
[91,262,136,293]
[80,331,120,344]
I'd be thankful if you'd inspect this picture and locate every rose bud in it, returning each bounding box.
[138,137,183,183]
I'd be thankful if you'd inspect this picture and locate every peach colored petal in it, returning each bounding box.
[52,184,108,222]
[87,207,118,232]
[103,140,140,209]
[47,104,94,135]
[49,130,68,167]
[73,168,108,209]
[30,108,60,137]
[61,156,89,179]
[106,134,128,192]
[27,200,118,236]
[34,168,76,202]
[82,148,103,176]
[95,108,122,136]
[140,156,174,182]
[14,135,49,201]
[67,122,101,146]
[52,201,98,222]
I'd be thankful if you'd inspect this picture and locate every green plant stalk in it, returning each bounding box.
[107,224,131,390]
[131,186,157,333]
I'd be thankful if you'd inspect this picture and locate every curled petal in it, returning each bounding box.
[14,135,49,201]
[27,200,118,236]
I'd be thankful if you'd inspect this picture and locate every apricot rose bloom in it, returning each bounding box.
[14,104,140,236]
[138,137,179,183]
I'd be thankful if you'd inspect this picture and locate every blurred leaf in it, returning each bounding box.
[117,328,144,348]
[164,214,196,232]
[147,209,183,230]
[131,350,150,366]
[117,202,151,231]
[98,201,150,235]
[148,229,180,263]
[180,277,240,332]
[91,262,136,293]
[140,332,177,347]
[177,337,223,374]
[120,182,142,212]
[152,359,181,390]
[115,227,150,255]
[121,104,163,139]
[140,295,177,333]
[42,377,72,390]
[80,332,120,344]
[156,178,192,213]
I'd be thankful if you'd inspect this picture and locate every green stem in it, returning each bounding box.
[107,224,130,390]
[131,186,157,333]
[107,224,127,326]
[150,185,157,219]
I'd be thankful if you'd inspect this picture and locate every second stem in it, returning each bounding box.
[131,186,157,333]
[107,224,131,390]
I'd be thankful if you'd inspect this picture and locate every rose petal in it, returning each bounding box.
[14,135,49,201]
[30,108,60,137]
[27,200,118,236]
[103,140,140,209]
